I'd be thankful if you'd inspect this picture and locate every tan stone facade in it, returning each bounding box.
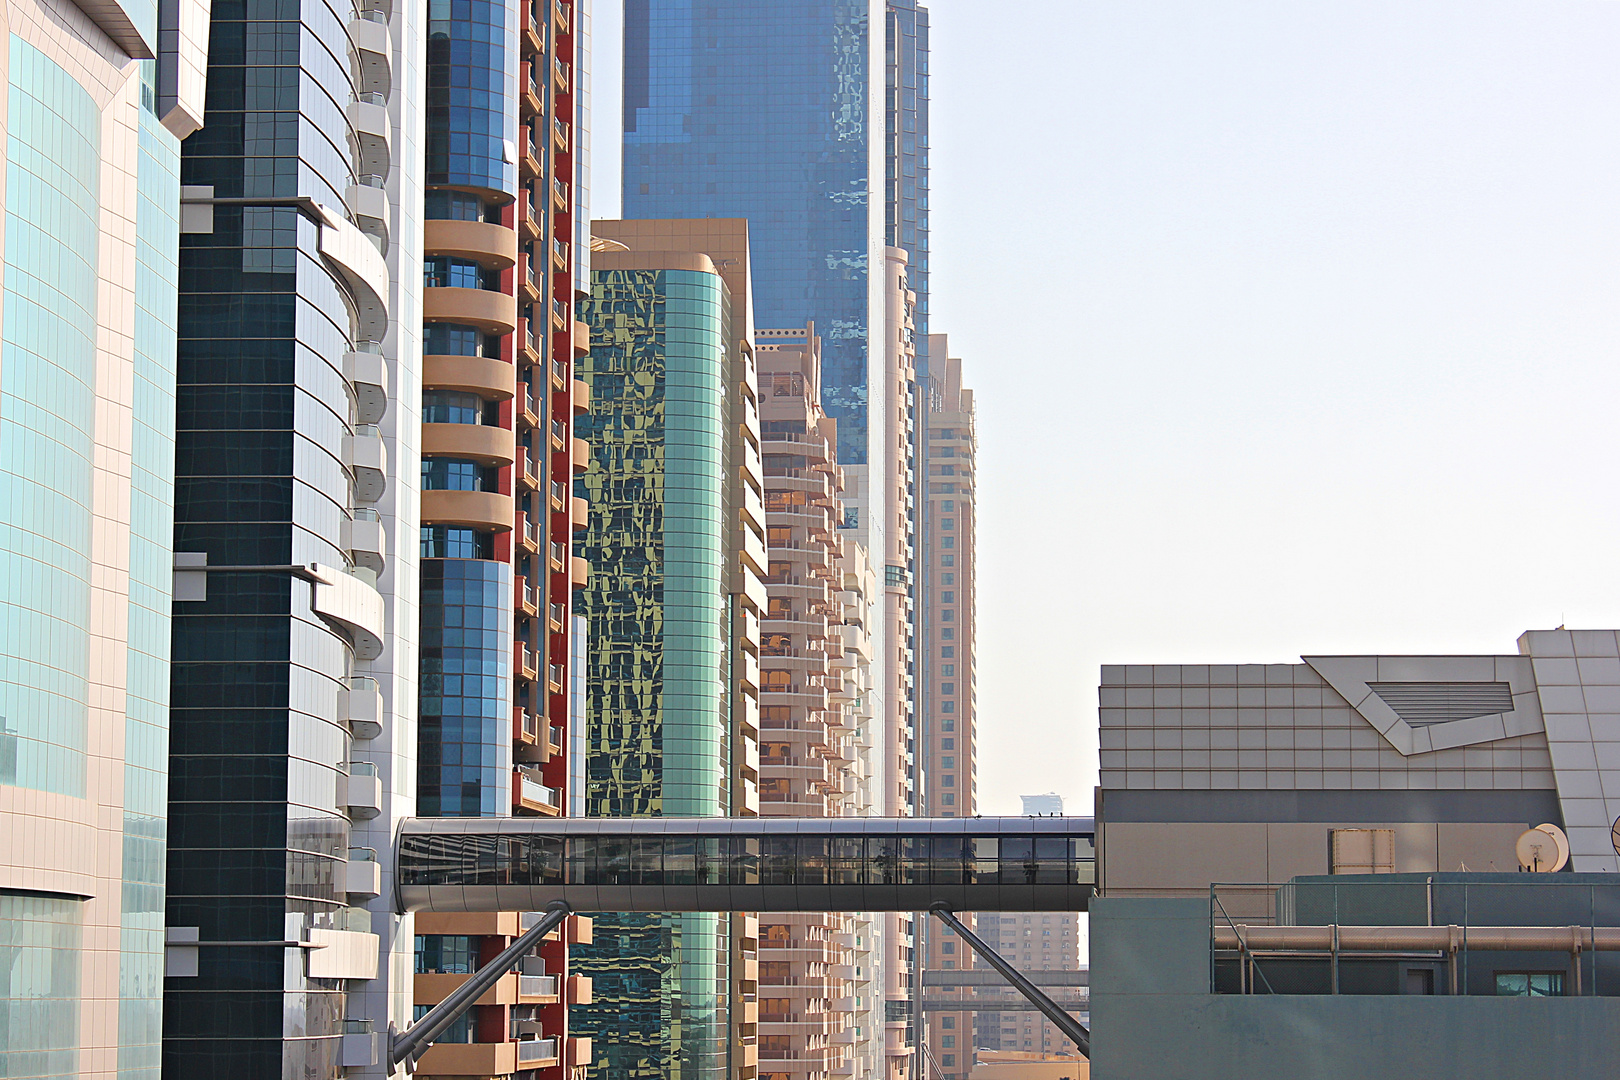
[756,324,880,1080]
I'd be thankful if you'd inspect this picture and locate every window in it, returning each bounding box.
[942,664,954,676]
[424,322,494,357]
[943,500,954,511]
[942,591,954,603]
[424,256,498,290]
[942,1055,955,1067]
[941,756,954,768]
[942,719,954,731]
[422,457,499,492]
[415,935,475,974]
[942,629,955,639]
[942,573,954,585]
[941,1018,955,1029]
[1496,972,1564,997]
[941,702,955,713]
[942,537,954,548]
[943,775,954,786]
[420,526,494,559]
[941,942,954,954]
[941,647,954,658]
[422,390,495,425]
[941,738,953,750]
[941,554,954,566]
[942,683,954,695]
[941,1035,955,1046]
[424,190,489,221]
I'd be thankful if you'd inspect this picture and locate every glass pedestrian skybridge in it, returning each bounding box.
[396,815,1096,913]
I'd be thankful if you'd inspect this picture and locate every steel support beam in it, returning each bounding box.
[388,900,571,1069]
[928,903,1090,1058]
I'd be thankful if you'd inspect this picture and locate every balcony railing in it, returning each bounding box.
[519,974,558,999]
[518,1037,558,1064]
[517,770,558,807]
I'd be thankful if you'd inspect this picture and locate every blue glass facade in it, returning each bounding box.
[1,33,183,1080]
[426,0,516,194]
[418,560,514,817]
[0,894,82,1078]
[621,0,883,466]
[886,0,929,349]
[121,93,183,1080]
[0,35,101,799]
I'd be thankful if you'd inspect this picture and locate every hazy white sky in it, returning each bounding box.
[591,2,1620,818]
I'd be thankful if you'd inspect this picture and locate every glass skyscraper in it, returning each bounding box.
[620,0,886,470]
[569,221,767,1080]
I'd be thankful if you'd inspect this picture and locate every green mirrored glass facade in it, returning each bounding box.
[570,266,736,1079]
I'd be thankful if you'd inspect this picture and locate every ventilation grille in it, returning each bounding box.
[1367,681,1514,727]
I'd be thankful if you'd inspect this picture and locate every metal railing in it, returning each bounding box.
[518,974,557,999]
[1210,879,1620,998]
[517,1037,557,1063]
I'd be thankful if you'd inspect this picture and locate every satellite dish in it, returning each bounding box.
[1536,823,1570,872]
[1516,826,1568,872]
[1612,816,1620,859]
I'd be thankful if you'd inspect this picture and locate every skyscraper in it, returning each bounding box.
[410,0,594,1074]
[163,0,593,1072]
[754,323,883,1079]
[0,0,208,1073]
[619,7,928,1076]
[164,0,418,1060]
[569,219,766,1080]
[917,340,977,1080]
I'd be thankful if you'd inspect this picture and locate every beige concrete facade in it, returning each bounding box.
[877,246,919,1080]
[755,324,879,1080]
[918,338,979,1079]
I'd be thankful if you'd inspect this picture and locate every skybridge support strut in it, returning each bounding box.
[388,900,572,1070]
[928,902,1091,1059]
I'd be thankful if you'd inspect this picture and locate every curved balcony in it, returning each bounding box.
[421,422,515,467]
[421,489,513,533]
[310,563,385,660]
[423,354,515,401]
[350,12,391,98]
[424,286,517,335]
[343,423,388,504]
[341,508,387,575]
[424,219,517,270]
[317,207,389,341]
[344,346,389,424]
[344,182,389,253]
[346,97,391,180]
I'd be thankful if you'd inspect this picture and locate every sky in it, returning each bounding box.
[590,1,1620,819]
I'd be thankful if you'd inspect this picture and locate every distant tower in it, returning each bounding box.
[1022,793,1066,816]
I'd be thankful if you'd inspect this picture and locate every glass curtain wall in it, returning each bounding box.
[570,267,733,1080]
